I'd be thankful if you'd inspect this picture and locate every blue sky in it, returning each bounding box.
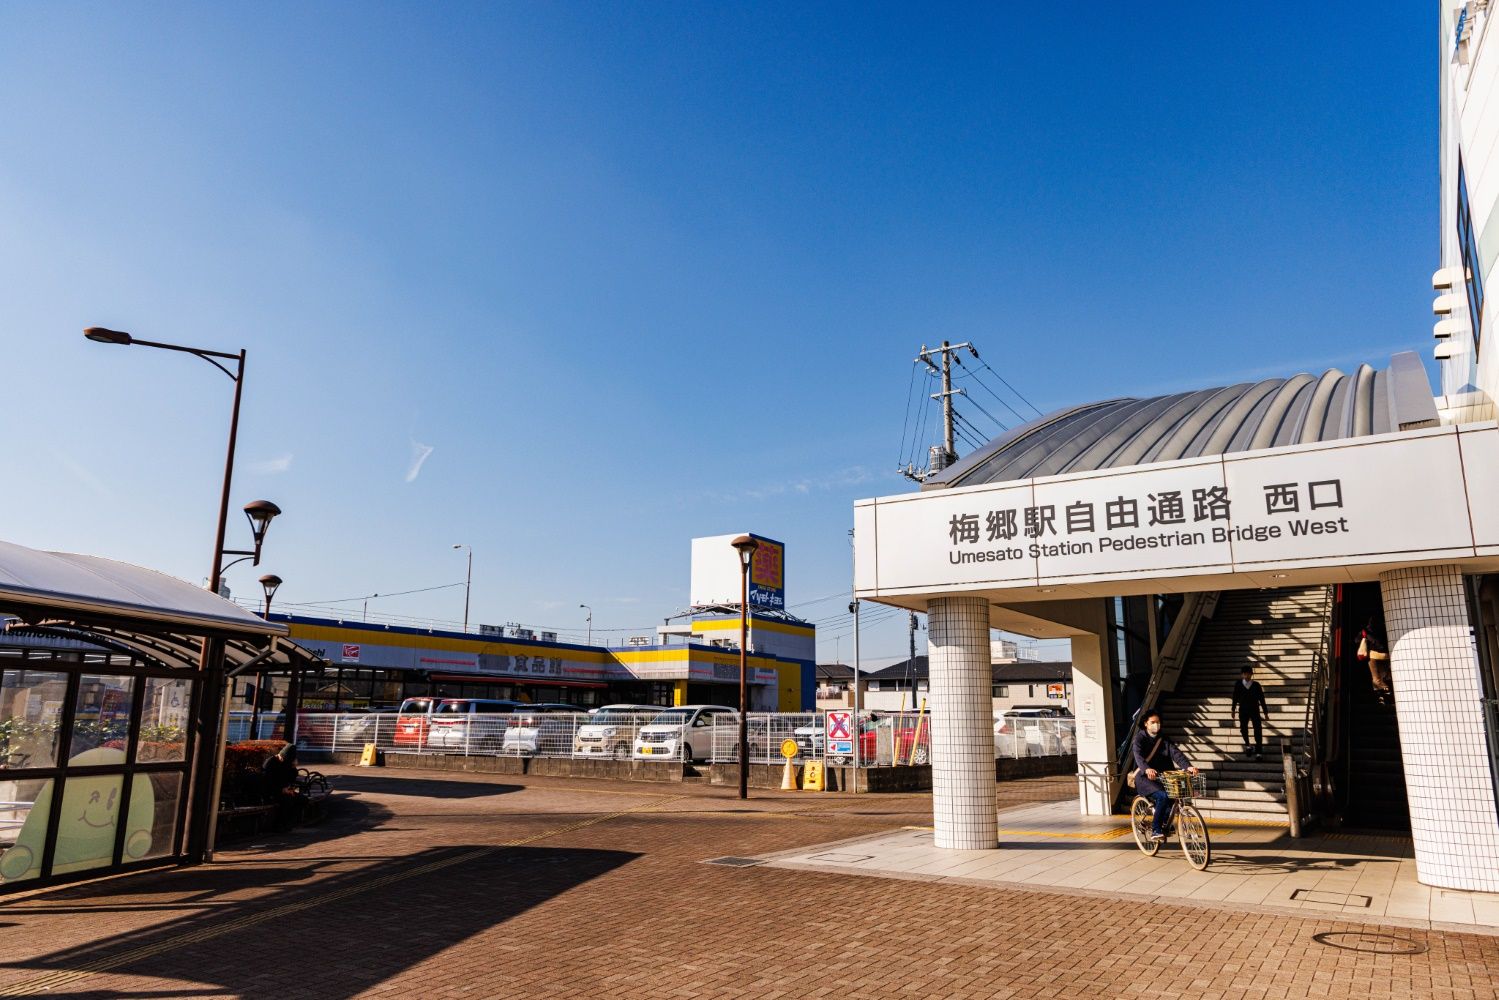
[1,4,1435,665]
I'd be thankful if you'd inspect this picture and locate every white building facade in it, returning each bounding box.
[851,5,1499,890]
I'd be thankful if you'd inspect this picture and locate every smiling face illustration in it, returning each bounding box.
[0,747,157,882]
[78,785,119,829]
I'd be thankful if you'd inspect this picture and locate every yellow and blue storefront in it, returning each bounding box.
[254,614,814,715]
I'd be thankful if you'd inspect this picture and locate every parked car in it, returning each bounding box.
[335,708,380,744]
[797,716,930,765]
[501,705,580,756]
[574,704,661,759]
[994,708,1075,756]
[393,697,443,748]
[632,705,738,762]
[425,698,524,751]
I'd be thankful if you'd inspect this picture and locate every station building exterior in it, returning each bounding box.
[853,3,1499,892]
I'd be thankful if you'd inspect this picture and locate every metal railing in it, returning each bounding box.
[1112,591,1220,801]
[1301,585,1337,768]
[292,710,1078,769]
[994,717,1076,760]
[296,710,701,761]
[224,713,284,742]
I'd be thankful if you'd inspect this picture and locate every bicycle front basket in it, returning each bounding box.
[1160,770,1206,800]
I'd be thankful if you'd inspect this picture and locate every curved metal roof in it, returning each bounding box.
[0,539,286,638]
[928,352,1441,489]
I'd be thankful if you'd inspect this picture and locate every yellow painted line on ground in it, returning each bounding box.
[900,823,1246,842]
[0,796,686,998]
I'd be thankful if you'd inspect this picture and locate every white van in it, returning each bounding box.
[632,705,738,762]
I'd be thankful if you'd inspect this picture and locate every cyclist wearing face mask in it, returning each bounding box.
[1132,709,1198,842]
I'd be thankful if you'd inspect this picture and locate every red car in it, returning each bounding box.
[393,697,441,747]
[815,717,931,765]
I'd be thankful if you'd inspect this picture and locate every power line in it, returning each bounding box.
[299,581,467,605]
[963,365,1033,424]
[978,359,1044,417]
[897,361,920,465]
[961,395,1009,433]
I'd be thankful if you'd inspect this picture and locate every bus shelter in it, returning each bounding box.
[0,538,292,893]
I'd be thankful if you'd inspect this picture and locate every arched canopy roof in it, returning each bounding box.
[927,352,1441,489]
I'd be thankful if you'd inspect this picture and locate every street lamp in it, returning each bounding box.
[259,574,283,617]
[453,544,472,631]
[84,326,282,864]
[247,573,283,734]
[730,534,759,801]
[579,604,593,646]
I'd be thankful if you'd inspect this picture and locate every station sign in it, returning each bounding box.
[855,425,1499,597]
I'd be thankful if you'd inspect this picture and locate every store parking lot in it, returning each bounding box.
[2,767,1498,999]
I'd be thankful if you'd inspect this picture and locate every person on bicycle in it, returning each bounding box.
[1133,709,1197,842]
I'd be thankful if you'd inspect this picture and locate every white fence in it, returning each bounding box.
[292,710,1076,767]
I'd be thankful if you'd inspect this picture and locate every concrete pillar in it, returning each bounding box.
[1380,565,1499,891]
[1070,622,1117,817]
[927,596,997,849]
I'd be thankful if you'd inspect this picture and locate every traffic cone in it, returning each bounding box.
[781,758,798,790]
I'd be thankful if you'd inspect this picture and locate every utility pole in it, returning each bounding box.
[849,528,862,783]
[907,611,918,700]
[904,340,977,481]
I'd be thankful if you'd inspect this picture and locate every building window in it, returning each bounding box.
[992,685,1009,698]
[1459,159,1486,352]
[867,681,880,691]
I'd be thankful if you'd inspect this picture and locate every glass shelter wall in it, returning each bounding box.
[0,645,196,891]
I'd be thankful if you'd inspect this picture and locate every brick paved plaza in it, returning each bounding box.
[2,768,1498,999]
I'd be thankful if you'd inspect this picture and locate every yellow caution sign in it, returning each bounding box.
[358,743,379,767]
[802,760,825,792]
[780,738,799,760]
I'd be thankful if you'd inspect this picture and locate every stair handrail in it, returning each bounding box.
[1301,585,1336,768]
[1111,591,1220,802]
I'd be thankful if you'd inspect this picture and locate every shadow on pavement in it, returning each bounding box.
[326,772,525,799]
[1,844,639,999]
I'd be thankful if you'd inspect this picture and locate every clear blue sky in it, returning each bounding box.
[1,3,1435,665]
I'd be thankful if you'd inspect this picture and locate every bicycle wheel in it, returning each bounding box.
[1130,797,1159,856]
[1177,804,1211,871]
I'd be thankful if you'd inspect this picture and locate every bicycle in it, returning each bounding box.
[1130,770,1211,871]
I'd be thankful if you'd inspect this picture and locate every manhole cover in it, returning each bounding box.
[1312,931,1426,955]
[1291,888,1372,908]
[806,852,874,864]
[704,856,766,867]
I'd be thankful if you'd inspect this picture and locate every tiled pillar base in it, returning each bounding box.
[1380,565,1499,891]
[927,596,998,850]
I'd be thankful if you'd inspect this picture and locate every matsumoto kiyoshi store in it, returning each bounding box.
[853,5,1499,892]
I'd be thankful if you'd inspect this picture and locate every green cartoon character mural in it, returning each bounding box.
[0,748,155,881]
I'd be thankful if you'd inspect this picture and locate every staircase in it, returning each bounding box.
[1159,586,1331,825]
[1342,660,1409,830]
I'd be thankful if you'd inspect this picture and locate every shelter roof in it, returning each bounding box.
[0,539,286,639]
[927,352,1441,489]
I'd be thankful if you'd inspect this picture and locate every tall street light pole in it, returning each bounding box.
[84,327,282,865]
[731,535,759,801]
[579,604,593,646]
[453,543,472,631]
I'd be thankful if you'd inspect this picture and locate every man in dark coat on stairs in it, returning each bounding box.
[1232,663,1268,758]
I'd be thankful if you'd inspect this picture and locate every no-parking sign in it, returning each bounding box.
[826,710,854,758]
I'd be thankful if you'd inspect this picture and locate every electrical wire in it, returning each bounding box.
[980,360,1044,417]
[961,395,1010,433]
[896,361,920,465]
